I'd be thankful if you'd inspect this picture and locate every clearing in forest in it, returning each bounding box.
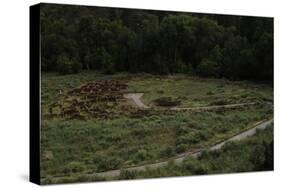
[40,72,273,183]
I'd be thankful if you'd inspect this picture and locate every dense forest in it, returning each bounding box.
[41,4,273,81]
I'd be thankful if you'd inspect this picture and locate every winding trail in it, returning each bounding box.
[124,92,258,111]
[124,93,150,109]
[171,102,257,111]
[45,93,273,181]
[46,118,273,181]
[91,119,273,178]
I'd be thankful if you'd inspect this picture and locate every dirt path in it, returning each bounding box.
[89,119,273,178]
[171,102,257,111]
[62,118,271,179]
[124,93,150,109]
[124,93,259,111]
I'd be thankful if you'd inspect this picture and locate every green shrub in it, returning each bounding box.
[72,59,82,73]
[101,51,115,74]
[176,130,210,146]
[55,176,78,184]
[153,97,181,107]
[133,149,152,162]
[250,143,266,170]
[196,59,219,77]
[63,161,85,174]
[262,141,273,170]
[176,126,190,135]
[186,134,200,144]
[57,55,81,75]
[174,60,189,73]
[119,170,137,179]
[176,136,188,145]
[206,91,214,95]
[76,175,91,182]
[183,157,208,174]
[197,130,210,141]
[157,90,164,94]
[161,146,175,157]
[42,175,54,184]
[214,124,229,133]
[96,157,122,172]
[131,128,150,138]
[176,144,187,153]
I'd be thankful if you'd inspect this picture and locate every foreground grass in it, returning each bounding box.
[41,103,272,178]
[41,124,273,184]
[118,125,273,180]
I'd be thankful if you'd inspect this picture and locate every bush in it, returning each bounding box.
[206,91,214,95]
[42,175,54,184]
[84,48,103,69]
[262,141,273,170]
[183,157,208,174]
[134,149,151,162]
[174,60,189,73]
[176,126,190,135]
[250,143,266,170]
[209,99,229,105]
[119,170,137,179]
[132,128,150,138]
[63,161,85,174]
[161,146,175,157]
[157,90,164,94]
[185,133,201,144]
[196,130,210,141]
[101,51,115,74]
[176,130,209,147]
[72,59,82,73]
[176,144,187,153]
[196,59,219,77]
[57,55,82,74]
[96,157,122,172]
[176,135,188,145]
[214,124,229,133]
[153,97,181,107]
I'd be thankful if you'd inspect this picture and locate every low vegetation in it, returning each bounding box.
[153,97,181,107]
[41,124,273,184]
[41,72,273,184]
[127,75,272,107]
[118,125,273,180]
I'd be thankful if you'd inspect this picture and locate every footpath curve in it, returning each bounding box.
[82,118,273,178]
[124,93,259,111]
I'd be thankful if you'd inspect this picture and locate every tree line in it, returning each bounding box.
[41,4,273,81]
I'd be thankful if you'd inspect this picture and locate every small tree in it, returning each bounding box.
[72,58,82,73]
[63,161,85,174]
[196,59,219,77]
[162,146,175,157]
[57,55,82,74]
[176,144,187,153]
[57,56,72,74]
[101,50,115,74]
[57,55,81,74]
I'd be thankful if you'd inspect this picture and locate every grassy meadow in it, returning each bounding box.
[40,71,273,183]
